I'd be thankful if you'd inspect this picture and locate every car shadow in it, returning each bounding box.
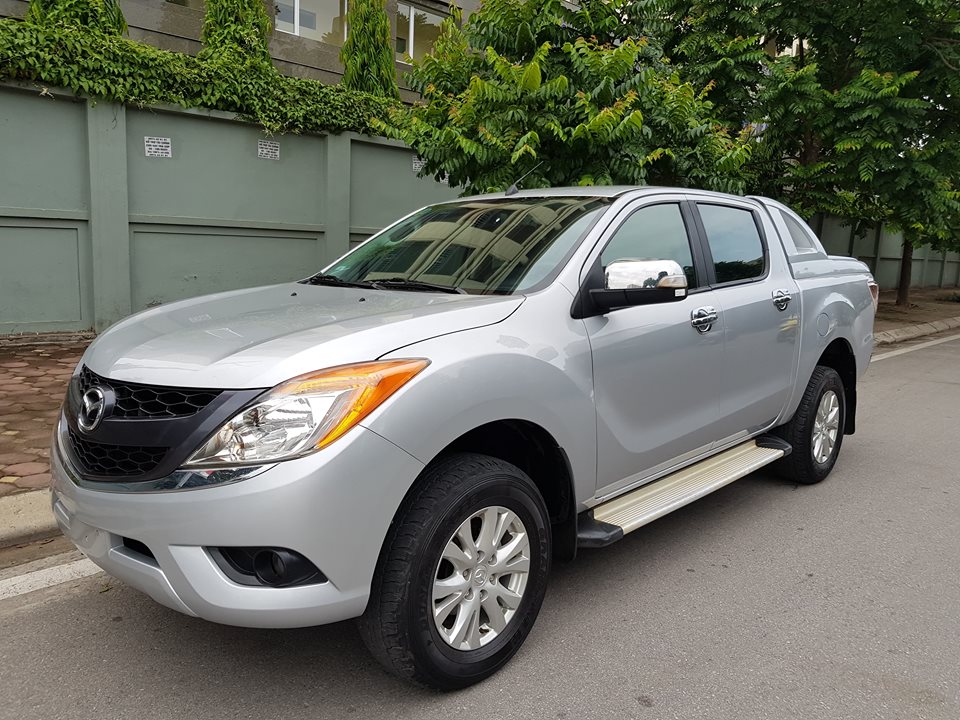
[59,470,813,713]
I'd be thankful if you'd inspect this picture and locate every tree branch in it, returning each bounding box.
[926,42,960,72]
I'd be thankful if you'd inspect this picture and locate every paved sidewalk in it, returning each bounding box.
[0,343,86,498]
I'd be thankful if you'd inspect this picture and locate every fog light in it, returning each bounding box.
[252,548,323,588]
[212,546,326,587]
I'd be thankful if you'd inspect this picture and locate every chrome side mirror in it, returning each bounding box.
[604,259,688,292]
[587,259,688,315]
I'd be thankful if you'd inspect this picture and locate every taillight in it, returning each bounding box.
[868,280,879,310]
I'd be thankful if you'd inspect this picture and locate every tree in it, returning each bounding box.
[340,0,400,99]
[661,0,960,305]
[378,0,751,194]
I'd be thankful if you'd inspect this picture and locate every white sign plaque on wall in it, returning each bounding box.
[258,140,280,160]
[414,155,449,184]
[144,136,173,158]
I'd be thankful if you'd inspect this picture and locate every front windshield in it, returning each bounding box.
[323,197,611,295]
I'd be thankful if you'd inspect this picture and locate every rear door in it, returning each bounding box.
[689,199,801,443]
[583,196,724,498]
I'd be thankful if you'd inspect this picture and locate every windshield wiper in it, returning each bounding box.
[371,278,467,295]
[300,273,376,290]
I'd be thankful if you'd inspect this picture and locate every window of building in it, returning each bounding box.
[601,204,698,288]
[458,0,481,17]
[396,3,444,61]
[276,0,348,46]
[697,204,765,284]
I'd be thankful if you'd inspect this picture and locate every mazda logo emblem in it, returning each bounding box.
[78,387,106,432]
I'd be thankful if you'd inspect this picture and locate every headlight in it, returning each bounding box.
[184,359,429,467]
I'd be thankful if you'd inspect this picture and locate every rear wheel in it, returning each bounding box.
[358,453,551,689]
[774,366,846,484]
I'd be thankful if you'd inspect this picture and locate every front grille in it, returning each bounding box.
[78,366,221,419]
[67,429,166,477]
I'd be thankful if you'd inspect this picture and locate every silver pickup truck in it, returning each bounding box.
[51,187,877,689]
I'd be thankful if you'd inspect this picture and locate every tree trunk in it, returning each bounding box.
[896,240,914,307]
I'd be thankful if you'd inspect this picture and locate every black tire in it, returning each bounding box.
[358,453,551,690]
[773,366,846,484]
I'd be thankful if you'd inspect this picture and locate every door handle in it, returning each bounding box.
[691,306,719,333]
[772,289,792,311]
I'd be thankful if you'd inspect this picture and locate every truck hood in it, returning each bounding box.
[83,283,524,388]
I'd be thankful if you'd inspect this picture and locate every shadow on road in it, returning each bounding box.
[45,471,803,712]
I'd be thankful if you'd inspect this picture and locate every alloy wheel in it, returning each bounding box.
[432,505,531,650]
[812,389,840,464]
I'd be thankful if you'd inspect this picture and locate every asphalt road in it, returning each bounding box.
[2,336,959,720]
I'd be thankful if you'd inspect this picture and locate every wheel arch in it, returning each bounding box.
[815,337,858,434]
[403,419,578,562]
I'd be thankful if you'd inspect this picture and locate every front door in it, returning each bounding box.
[583,198,724,499]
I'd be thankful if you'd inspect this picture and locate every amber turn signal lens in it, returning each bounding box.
[278,359,431,449]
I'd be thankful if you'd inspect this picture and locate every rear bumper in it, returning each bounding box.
[50,424,424,628]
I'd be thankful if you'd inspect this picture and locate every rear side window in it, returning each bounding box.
[779,211,821,255]
[697,204,765,284]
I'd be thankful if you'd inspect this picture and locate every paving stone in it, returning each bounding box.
[2,461,49,476]
[0,414,36,423]
[0,483,16,498]
[20,404,60,413]
[0,452,34,465]
[16,473,51,489]
[14,368,47,377]
[0,361,29,368]
[0,475,17,484]
[19,436,53,447]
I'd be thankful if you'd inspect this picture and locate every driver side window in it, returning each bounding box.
[600,204,697,288]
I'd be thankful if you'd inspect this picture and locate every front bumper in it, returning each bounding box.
[50,424,424,628]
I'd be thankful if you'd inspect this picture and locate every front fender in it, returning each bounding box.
[359,296,597,506]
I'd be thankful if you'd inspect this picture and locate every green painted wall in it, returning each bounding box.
[0,84,458,334]
[2,83,958,335]
[818,217,960,291]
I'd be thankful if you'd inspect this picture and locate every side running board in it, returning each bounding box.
[577,438,791,548]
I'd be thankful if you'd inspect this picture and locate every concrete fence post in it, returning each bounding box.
[323,133,352,263]
[86,100,132,331]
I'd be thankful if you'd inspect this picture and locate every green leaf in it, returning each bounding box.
[520,60,541,92]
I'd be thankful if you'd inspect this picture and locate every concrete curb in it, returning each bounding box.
[0,490,59,549]
[0,331,95,348]
[874,315,960,345]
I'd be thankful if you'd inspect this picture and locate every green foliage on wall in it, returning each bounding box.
[0,0,396,135]
[25,0,126,35]
[378,0,751,195]
[340,0,400,99]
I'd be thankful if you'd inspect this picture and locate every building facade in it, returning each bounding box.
[0,0,476,96]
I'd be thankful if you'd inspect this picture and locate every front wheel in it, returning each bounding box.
[358,453,551,689]
[773,365,846,484]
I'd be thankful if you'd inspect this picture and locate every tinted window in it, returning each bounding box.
[601,204,697,288]
[780,211,821,254]
[325,197,610,295]
[698,204,765,284]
